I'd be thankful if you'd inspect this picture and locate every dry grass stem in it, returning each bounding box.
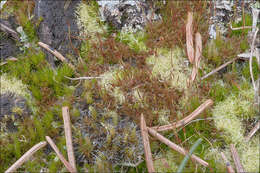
[62,107,77,172]
[0,22,19,40]
[191,32,202,82]
[0,57,18,66]
[220,152,235,173]
[45,136,75,173]
[249,28,259,94]
[230,144,245,173]
[230,25,252,30]
[140,114,155,173]
[201,58,238,80]
[64,76,102,80]
[5,141,47,173]
[38,42,75,70]
[186,12,194,64]
[152,99,213,132]
[148,127,209,167]
[245,120,260,142]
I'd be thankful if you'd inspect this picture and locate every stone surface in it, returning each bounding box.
[98,0,161,31]
[0,17,20,60]
[34,0,82,66]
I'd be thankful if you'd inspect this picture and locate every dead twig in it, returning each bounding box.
[147,127,209,167]
[45,136,75,173]
[245,120,260,142]
[62,107,77,172]
[5,141,47,173]
[152,99,213,132]
[0,22,20,40]
[38,42,76,70]
[140,114,155,173]
[191,32,202,82]
[186,12,194,64]
[0,57,18,66]
[230,25,252,30]
[249,28,259,92]
[220,152,235,173]
[201,58,238,80]
[230,144,245,173]
[64,76,102,80]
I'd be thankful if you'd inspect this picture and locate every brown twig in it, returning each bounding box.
[152,99,213,132]
[45,136,75,173]
[0,57,18,66]
[5,141,47,173]
[62,107,77,172]
[147,128,209,167]
[201,58,238,80]
[249,28,259,92]
[186,12,194,64]
[38,42,75,70]
[220,152,235,173]
[191,32,202,82]
[0,22,20,40]
[64,76,102,80]
[140,114,155,173]
[245,120,260,142]
[230,144,245,173]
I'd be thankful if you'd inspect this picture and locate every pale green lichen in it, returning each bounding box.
[1,74,30,98]
[99,67,124,91]
[146,48,191,90]
[154,150,178,172]
[112,87,125,105]
[75,2,106,39]
[211,86,259,172]
[156,109,171,126]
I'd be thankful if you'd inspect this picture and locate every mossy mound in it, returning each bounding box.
[74,101,144,168]
[208,86,259,172]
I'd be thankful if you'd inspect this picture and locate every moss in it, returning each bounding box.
[211,86,258,171]
[231,13,252,36]
[146,48,191,90]
[75,1,106,40]
[116,29,147,52]
[0,74,31,98]
[154,150,178,172]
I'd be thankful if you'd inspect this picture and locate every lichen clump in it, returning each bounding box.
[146,48,191,90]
[211,87,259,172]
[75,2,106,39]
[0,74,31,98]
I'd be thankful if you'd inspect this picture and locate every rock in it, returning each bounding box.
[34,0,82,66]
[0,74,32,132]
[209,0,256,39]
[97,0,160,31]
[0,17,21,61]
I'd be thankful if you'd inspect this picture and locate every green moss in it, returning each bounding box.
[231,13,252,36]
[116,30,147,52]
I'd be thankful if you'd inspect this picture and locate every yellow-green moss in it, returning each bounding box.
[75,2,106,40]
[0,74,30,98]
[146,48,191,90]
[211,86,259,172]
[116,29,147,52]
